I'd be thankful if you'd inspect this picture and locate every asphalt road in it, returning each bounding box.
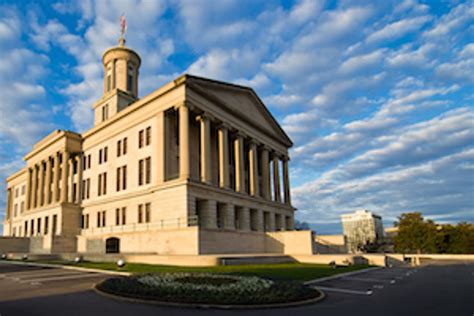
[0,261,472,316]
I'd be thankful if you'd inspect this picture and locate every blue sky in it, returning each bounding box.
[0,0,473,234]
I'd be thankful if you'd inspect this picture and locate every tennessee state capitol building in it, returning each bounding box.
[2,35,311,258]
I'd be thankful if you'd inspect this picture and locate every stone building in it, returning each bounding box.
[2,38,305,256]
[341,210,384,253]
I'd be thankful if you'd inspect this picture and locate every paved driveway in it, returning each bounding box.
[0,261,472,316]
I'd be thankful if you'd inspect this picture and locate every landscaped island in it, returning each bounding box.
[96,272,322,307]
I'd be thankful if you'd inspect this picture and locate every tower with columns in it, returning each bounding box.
[2,38,308,256]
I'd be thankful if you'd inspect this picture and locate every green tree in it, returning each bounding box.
[394,213,437,254]
[446,222,474,254]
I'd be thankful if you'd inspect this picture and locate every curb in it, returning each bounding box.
[93,283,326,310]
[304,267,382,285]
[0,260,131,276]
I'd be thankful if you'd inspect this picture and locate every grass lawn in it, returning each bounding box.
[31,260,371,281]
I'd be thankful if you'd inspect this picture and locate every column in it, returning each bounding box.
[26,168,32,210]
[240,207,251,231]
[178,104,190,180]
[6,188,12,220]
[282,156,291,205]
[218,124,230,188]
[75,155,83,203]
[200,200,217,229]
[272,154,281,203]
[223,203,235,230]
[197,114,212,184]
[38,162,45,207]
[61,151,69,203]
[234,132,245,193]
[69,157,74,202]
[45,157,52,205]
[261,147,270,200]
[53,152,60,203]
[156,111,165,184]
[31,164,38,209]
[249,140,259,197]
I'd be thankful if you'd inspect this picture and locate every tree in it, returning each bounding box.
[294,220,310,231]
[394,213,437,254]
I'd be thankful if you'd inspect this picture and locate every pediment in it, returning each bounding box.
[186,76,292,147]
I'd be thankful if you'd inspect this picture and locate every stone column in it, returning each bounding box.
[249,140,259,197]
[223,203,235,230]
[53,152,60,203]
[26,168,32,210]
[61,151,69,203]
[240,207,251,231]
[218,124,230,188]
[234,132,245,193]
[31,164,38,209]
[45,157,52,205]
[261,147,270,200]
[6,188,12,220]
[282,156,291,205]
[197,114,212,184]
[200,200,217,229]
[76,155,83,203]
[69,157,74,203]
[38,161,45,207]
[178,103,190,180]
[272,154,281,203]
[156,111,165,184]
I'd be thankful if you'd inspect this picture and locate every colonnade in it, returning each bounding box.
[25,151,82,210]
[178,103,291,205]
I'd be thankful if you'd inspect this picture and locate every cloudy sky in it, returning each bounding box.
[0,0,472,234]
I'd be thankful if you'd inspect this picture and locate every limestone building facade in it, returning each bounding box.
[2,39,299,255]
[341,209,384,253]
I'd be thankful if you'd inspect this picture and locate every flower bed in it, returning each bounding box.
[96,272,321,306]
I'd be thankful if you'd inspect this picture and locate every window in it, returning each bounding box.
[88,155,91,169]
[37,218,42,236]
[138,204,143,223]
[123,137,127,154]
[146,127,151,145]
[99,147,108,164]
[117,140,121,157]
[82,178,90,200]
[82,214,90,229]
[138,130,144,148]
[44,216,49,235]
[20,201,24,213]
[24,221,28,237]
[116,166,127,191]
[85,214,89,229]
[107,75,111,92]
[98,172,107,196]
[138,203,151,223]
[14,204,18,217]
[21,185,25,195]
[116,207,126,226]
[146,157,151,184]
[97,211,106,227]
[102,104,109,121]
[127,74,133,92]
[138,157,151,185]
[15,188,19,198]
[145,203,151,223]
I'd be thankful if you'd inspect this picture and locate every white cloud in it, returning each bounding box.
[366,15,431,44]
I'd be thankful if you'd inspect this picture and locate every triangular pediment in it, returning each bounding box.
[186,76,292,147]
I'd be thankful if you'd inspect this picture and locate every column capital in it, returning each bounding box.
[261,144,272,152]
[282,155,290,162]
[196,112,214,122]
[271,151,284,160]
[174,101,196,112]
[233,130,247,139]
[248,138,259,147]
[216,122,232,131]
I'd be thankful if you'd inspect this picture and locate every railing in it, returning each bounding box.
[81,215,198,235]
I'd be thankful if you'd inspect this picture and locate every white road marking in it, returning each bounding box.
[0,269,55,278]
[14,271,86,280]
[344,277,395,283]
[19,273,104,284]
[373,285,384,289]
[314,286,373,296]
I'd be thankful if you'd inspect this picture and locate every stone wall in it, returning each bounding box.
[0,237,29,253]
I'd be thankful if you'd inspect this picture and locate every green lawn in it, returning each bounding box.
[33,260,371,281]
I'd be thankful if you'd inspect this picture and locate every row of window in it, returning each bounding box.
[13,201,25,217]
[14,185,26,198]
[81,203,151,229]
[12,215,58,237]
[98,147,108,164]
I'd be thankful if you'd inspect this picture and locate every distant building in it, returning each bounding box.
[341,210,384,253]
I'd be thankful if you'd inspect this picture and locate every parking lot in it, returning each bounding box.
[0,261,472,316]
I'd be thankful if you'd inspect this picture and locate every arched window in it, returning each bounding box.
[127,63,133,93]
[105,237,120,253]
